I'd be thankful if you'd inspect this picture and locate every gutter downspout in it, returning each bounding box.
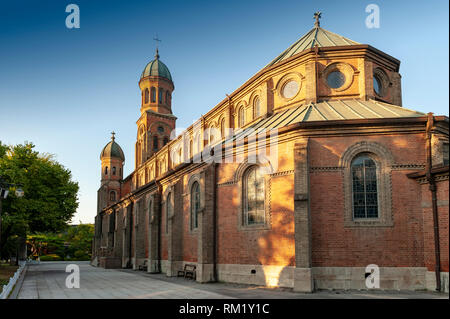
[127,202,134,269]
[213,162,218,282]
[156,181,163,273]
[426,112,441,291]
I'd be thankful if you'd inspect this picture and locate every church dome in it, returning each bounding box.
[140,50,172,81]
[100,133,125,161]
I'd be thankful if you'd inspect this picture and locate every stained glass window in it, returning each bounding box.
[191,182,200,229]
[244,166,265,225]
[166,193,172,233]
[352,155,378,219]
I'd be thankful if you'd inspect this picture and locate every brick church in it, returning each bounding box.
[92,15,449,292]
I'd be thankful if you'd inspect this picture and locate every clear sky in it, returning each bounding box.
[0,0,448,224]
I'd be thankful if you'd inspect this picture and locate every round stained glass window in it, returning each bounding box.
[327,71,346,89]
[373,75,382,95]
[282,80,299,99]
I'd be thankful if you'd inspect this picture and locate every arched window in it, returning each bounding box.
[110,191,116,201]
[351,155,378,219]
[244,166,265,225]
[144,89,149,104]
[220,118,226,138]
[153,136,158,150]
[239,107,245,127]
[159,88,164,103]
[151,87,156,103]
[191,182,200,230]
[163,137,169,146]
[196,134,201,153]
[112,167,116,175]
[166,91,170,105]
[254,97,260,118]
[166,193,172,234]
[105,166,108,175]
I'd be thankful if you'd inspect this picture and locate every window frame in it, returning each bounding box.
[235,162,272,231]
[190,181,201,230]
[351,154,379,220]
[341,141,394,227]
[243,165,266,226]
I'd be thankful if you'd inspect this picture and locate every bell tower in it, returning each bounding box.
[99,132,125,210]
[136,48,177,168]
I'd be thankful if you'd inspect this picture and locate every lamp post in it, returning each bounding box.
[0,177,24,261]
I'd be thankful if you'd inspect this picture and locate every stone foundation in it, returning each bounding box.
[426,271,449,293]
[99,257,121,269]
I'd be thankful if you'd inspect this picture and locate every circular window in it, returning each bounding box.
[373,75,382,96]
[327,71,346,89]
[282,80,299,99]
[157,126,164,133]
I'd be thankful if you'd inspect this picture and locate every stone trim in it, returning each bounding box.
[187,173,204,233]
[310,166,342,172]
[340,141,394,227]
[270,170,294,177]
[391,164,426,170]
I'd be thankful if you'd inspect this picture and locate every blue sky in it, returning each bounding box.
[0,0,448,224]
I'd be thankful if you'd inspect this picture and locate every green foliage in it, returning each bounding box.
[27,224,94,261]
[0,141,79,259]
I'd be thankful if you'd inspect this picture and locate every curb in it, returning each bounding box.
[8,264,28,299]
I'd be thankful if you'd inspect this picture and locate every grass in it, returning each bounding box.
[0,263,19,293]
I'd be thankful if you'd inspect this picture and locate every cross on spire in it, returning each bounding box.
[314,11,322,28]
[111,131,116,141]
[153,35,161,59]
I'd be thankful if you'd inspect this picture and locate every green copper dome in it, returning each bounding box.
[100,133,125,161]
[140,50,172,81]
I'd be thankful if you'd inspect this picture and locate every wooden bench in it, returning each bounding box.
[177,264,196,280]
[138,260,148,271]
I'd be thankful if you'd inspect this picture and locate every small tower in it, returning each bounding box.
[136,48,177,167]
[99,132,125,209]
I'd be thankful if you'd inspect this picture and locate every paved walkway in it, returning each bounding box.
[16,261,448,299]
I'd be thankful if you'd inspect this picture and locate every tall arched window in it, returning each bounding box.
[110,191,116,201]
[196,134,201,154]
[220,118,226,138]
[144,89,149,104]
[254,97,260,118]
[166,91,170,105]
[191,182,200,230]
[112,167,116,175]
[105,166,108,175]
[159,88,164,103]
[244,166,265,225]
[153,136,158,150]
[166,193,172,234]
[239,107,245,127]
[151,87,156,102]
[351,155,378,218]
[163,137,169,146]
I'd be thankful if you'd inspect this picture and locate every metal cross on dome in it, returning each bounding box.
[111,131,116,140]
[153,35,161,58]
[314,11,322,27]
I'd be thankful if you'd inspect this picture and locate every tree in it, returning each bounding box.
[0,141,79,259]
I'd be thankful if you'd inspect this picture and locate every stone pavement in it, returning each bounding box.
[15,261,448,299]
